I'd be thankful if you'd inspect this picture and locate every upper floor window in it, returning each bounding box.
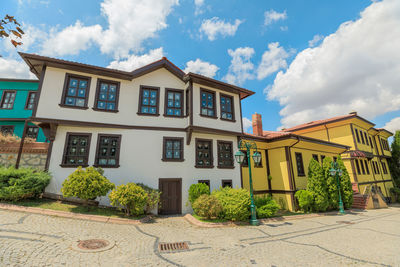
[94,134,121,167]
[360,130,365,144]
[360,159,366,174]
[312,154,319,162]
[1,91,16,109]
[382,162,388,174]
[220,94,234,121]
[165,89,183,117]
[355,159,361,175]
[217,141,234,168]
[25,92,36,110]
[355,128,360,143]
[369,137,373,149]
[364,159,370,175]
[295,152,305,176]
[61,74,90,109]
[61,133,91,167]
[364,132,369,146]
[138,86,159,115]
[381,138,389,151]
[26,126,39,140]
[195,138,213,168]
[200,89,216,118]
[162,137,184,162]
[94,79,120,112]
[0,125,14,136]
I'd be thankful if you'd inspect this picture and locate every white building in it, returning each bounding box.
[19,52,254,214]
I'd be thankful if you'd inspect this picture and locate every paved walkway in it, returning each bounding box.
[0,207,399,266]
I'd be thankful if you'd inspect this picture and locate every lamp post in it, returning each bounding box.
[234,140,261,226]
[329,161,345,214]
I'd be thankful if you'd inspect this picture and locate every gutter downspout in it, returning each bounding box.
[324,124,330,142]
[286,136,301,210]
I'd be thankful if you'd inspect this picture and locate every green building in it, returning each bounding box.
[0,78,46,142]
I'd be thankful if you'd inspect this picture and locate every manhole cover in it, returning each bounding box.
[159,242,189,252]
[78,239,109,250]
[336,221,355,225]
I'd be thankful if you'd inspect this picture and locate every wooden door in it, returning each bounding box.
[159,178,182,215]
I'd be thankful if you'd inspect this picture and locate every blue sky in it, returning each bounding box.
[1,0,399,136]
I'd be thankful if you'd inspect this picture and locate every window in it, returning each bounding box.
[0,125,14,136]
[240,150,248,167]
[162,137,184,162]
[200,89,216,118]
[94,79,120,112]
[360,159,366,174]
[61,74,90,108]
[355,159,361,175]
[195,139,213,168]
[312,154,319,162]
[295,152,305,176]
[372,161,377,174]
[369,137,373,148]
[138,86,160,115]
[185,89,189,116]
[360,131,365,144]
[376,162,380,174]
[382,162,388,174]
[364,160,370,175]
[220,94,234,121]
[198,180,210,188]
[321,155,326,162]
[62,133,91,167]
[222,180,232,188]
[355,129,360,143]
[26,126,39,140]
[217,141,234,168]
[25,91,36,110]
[364,132,369,146]
[333,157,337,162]
[382,139,389,151]
[94,134,121,167]
[1,91,16,109]
[164,89,183,117]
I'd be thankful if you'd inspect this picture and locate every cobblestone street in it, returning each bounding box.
[0,207,399,267]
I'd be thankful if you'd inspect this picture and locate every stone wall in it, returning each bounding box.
[0,143,48,170]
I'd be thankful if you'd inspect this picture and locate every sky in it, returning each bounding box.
[1,0,400,137]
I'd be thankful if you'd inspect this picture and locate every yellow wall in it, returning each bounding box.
[327,125,355,150]
[241,148,269,192]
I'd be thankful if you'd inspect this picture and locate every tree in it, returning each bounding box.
[323,157,338,210]
[388,131,400,188]
[336,156,354,209]
[307,158,329,212]
[0,15,24,48]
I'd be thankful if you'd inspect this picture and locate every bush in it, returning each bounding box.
[254,195,280,218]
[0,167,51,201]
[137,183,161,214]
[337,156,353,209]
[212,187,250,221]
[188,183,209,205]
[61,167,114,204]
[192,194,223,219]
[323,157,339,210]
[307,159,329,212]
[390,187,400,202]
[295,190,314,212]
[109,183,148,216]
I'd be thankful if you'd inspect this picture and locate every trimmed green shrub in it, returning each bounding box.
[255,195,280,218]
[307,158,329,212]
[212,187,250,221]
[192,194,223,219]
[61,167,114,204]
[137,183,161,214]
[0,167,51,201]
[109,183,148,216]
[337,156,353,209]
[323,157,339,210]
[188,183,209,205]
[388,131,400,187]
[295,190,314,212]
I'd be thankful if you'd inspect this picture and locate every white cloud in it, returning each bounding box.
[280,26,288,31]
[224,47,255,85]
[264,9,287,26]
[184,59,219,78]
[0,57,36,79]
[194,0,204,15]
[257,42,291,80]
[242,117,252,133]
[384,117,400,134]
[266,0,400,129]
[308,34,324,47]
[200,17,243,41]
[107,47,164,71]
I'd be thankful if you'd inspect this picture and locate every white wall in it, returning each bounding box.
[46,126,241,213]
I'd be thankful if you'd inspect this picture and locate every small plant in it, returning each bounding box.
[137,183,161,214]
[192,194,223,219]
[188,183,210,205]
[295,190,314,213]
[212,187,250,221]
[254,195,280,218]
[61,167,114,206]
[109,183,148,216]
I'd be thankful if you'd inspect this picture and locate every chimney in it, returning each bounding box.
[349,111,357,115]
[252,113,263,136]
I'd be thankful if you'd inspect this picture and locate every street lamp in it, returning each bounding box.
[234,140,261,226]
[329,161,345,214]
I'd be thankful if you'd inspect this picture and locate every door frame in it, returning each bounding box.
[158,178,182,215]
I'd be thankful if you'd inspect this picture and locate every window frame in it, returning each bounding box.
[0,90,17,110]
[221,179,232,188]
[360,130,365,144]
[61,132,92,168]
[360,159,366,174]
[164,88,184,118]
[369,137,373,149]
[219,93,235,122]
[0,125,15,136]
[94,134,122,168]
[364,159,370,175]
[195,138,214,168]
[199,88,217,119]
[364,132,369,146]
[93,78,120,113]
[162,137,184,162]
[60,73,91,110]
[355,159,361,175]
[355,129,360,143]
[137,85,160,116]
[217,140,234,169]
[24,91,36,110]
[382,162,388,174]
[26,126,39,140]
[295,152,305,177]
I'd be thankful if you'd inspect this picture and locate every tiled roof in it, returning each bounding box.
[283,114,355,132]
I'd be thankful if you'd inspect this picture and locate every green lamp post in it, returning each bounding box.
[234,140,261,226]
[329,161,345,214]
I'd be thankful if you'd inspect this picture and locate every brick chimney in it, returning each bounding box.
[252,113,263,136]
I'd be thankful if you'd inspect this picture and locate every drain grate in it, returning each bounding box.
[336,221,355,225]
[158,242,189,252]
[78,239,110,250]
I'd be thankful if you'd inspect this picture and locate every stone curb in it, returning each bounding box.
[0,203,151,225]
[184,214,249,227]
